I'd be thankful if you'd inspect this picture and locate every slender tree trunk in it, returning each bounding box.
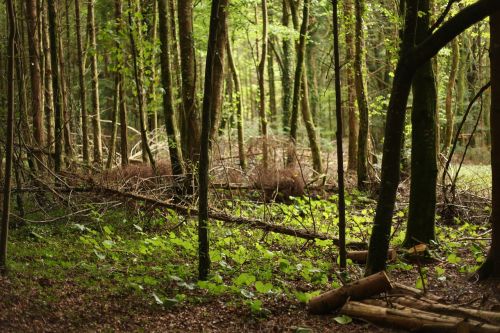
[87,0,103,166]
[443,38,459,153]
[287,0,309,165]
[26,0,45,166]
[268,41,278,125]
[128,0,155,169]
[178,0,200,163]
[226,40,246,170]
[47,0,63,173]
[258,0,269,168]
[354,0,369,190]
[42,5,54,168]
[301,68,323,173]
[198,0,229,281]
[158,0,184,176]
[332,0,346,269]
[404,0,437,247]
[58,21,72,163]
[344,0,358,171]
[0,0,15,272]
[114,0,129,167]
[74,0,89,164]
[476,10,500,280]
[281,0,292,133]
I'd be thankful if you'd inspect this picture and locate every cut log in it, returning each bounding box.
[391,282,443,302]
[341,301,500,333]
[389,295,500,324]
[307,271,393,314]
[347,248,397,264]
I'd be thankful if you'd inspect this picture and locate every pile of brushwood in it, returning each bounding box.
[308,272,500,332]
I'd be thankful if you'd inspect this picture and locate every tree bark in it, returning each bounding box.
[354,0,369,190]
[74,0,89,165]
[178,0,200,163]
[47,0,63,173]
[226,40,247,170]
[344,0,358,171]
[281,0,293,133]
[158,0,184,176]
[404,0,437,247]
[476,10,500,280]
[26,0,45,167]
[0,0,16,272]
[258,0,269,168]
[198,0,228,281]
[87,0,103,166]
[443,38,459,153]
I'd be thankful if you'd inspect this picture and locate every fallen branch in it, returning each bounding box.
[93,185,362,246]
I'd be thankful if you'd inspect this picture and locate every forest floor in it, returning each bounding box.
[0,165,497,332]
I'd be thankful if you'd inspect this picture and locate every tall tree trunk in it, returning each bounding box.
[198,0,229,281]
[87,0,103,166]
[128,0,156,169]
[0,0,15,272]
[74,0,89,164]
[47,0,63,173]
[404,0,437,247]
[258,0,269,169]
[354,0,369,190]
[226,40,246,170]
[476,10,500,280]
[58,21,72,163]
[301,68,323,173]
[281,0,292,133]
[42,5,54,168]
[208,9,228,143]
[26,0,45,166]
[158,0,184,176]
[287,0,309,165]
[268,40,278,125]
[344,0,358,171]
[443,38,459,153]
[332,0,346,269]
[178,0,200,163]
[114,0,129,167]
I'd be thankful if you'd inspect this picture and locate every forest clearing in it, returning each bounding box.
[0,0,500,332]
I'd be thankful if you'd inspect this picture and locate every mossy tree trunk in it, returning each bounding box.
[404,0,437,248]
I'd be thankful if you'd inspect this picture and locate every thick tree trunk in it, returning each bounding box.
[178,0,200,163]
[0,0,15,272]
[354,0,369,190]
[74,0,89,164]
[198,0,229,281]
[158,0,184,176]
[476,10,500,280]
[88,0,103,166]
[226,40,247,170]
[404,0,437,248]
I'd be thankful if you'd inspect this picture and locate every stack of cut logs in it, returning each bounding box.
[308,271,500,332]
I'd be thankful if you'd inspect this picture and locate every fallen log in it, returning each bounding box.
[307,271,393,314]
[391,282,443,302]
[341,301,500,333]
[347,248,397,264]
[388,295,500,324]
[93,185,366,246]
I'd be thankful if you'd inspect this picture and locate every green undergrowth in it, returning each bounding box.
[6,191,491,315]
